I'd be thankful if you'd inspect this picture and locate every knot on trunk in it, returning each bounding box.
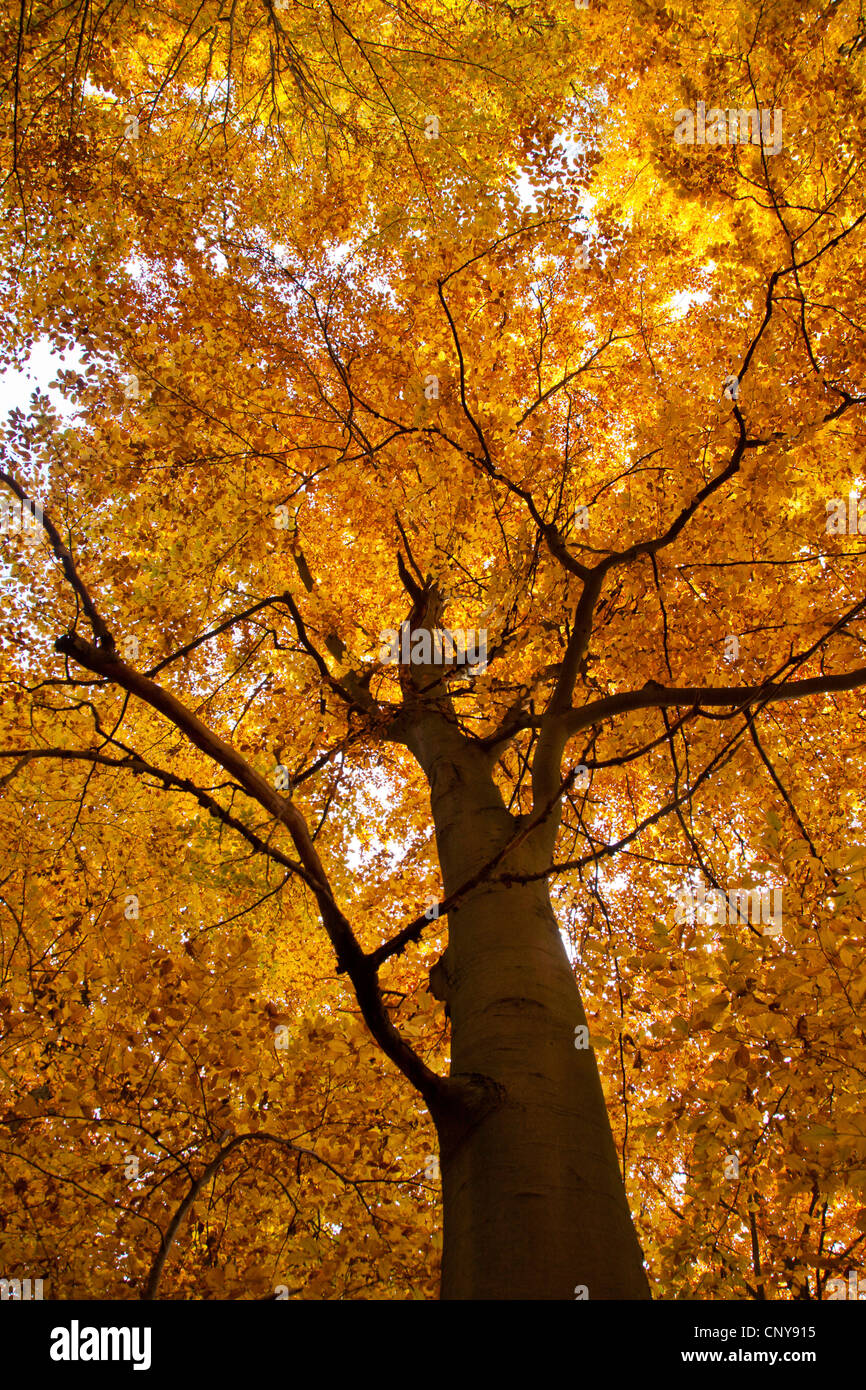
[431,1070,506,1159]
[428,946,453,1017]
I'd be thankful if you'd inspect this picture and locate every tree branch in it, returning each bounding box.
[143,1131,374,1300]
[53,633,447,1107]
[563,664,866,735]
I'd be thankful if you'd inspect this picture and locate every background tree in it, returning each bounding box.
[1,0,866,1300]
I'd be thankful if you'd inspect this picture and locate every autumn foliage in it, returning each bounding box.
[1,0,866,1300]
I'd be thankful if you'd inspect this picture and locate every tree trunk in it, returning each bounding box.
[410,717,650,1300]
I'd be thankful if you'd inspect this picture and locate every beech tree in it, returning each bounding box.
[1,0,866,1300]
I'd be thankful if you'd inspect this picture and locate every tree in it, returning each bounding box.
[1,0,865,1300]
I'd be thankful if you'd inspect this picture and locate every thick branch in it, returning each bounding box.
[563,664,866,735]
[53,633,447,1106]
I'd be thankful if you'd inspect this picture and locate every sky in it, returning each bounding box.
[0,337,84,422]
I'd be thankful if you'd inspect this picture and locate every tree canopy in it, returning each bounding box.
[1,0,866,1300]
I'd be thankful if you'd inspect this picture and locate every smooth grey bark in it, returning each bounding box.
[407,711,650,1300]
